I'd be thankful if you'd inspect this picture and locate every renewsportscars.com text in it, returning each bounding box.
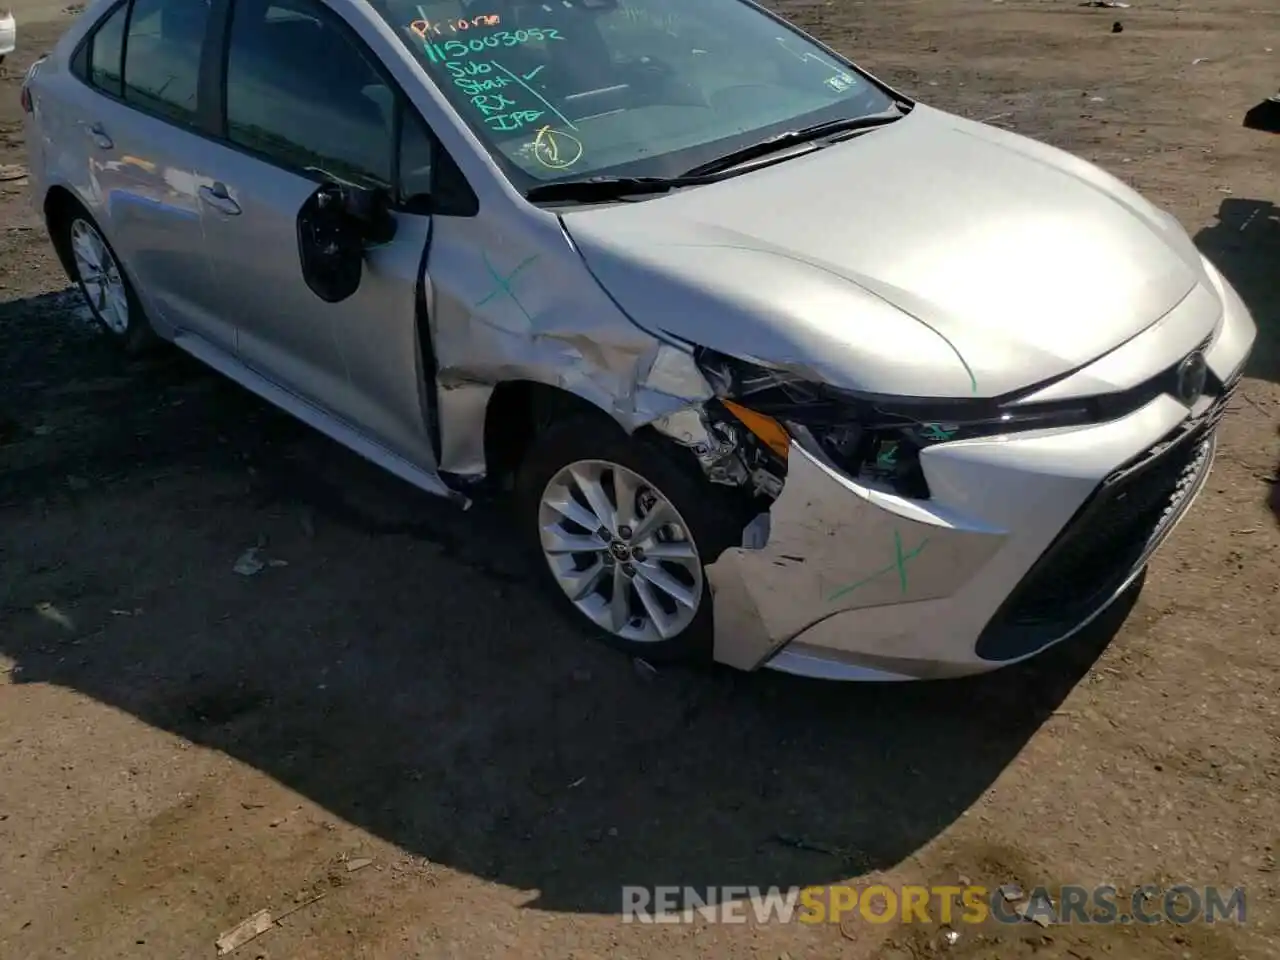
[621,884,1247,925]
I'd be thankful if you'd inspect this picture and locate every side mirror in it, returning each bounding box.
[296,182,398,304]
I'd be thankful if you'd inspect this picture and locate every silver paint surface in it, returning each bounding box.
[564,105,1212,399]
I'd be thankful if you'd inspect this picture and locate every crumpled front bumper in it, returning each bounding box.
[705,257,1256,681]
[705,436,1010,677]
[706,417,1212,680]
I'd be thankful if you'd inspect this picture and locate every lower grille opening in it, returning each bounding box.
[974,420,1216,663]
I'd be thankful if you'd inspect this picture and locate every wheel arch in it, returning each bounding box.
[481,379,626,487]
[43,184,86,282]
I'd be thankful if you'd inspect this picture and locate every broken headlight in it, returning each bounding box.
[696,350,1094,499]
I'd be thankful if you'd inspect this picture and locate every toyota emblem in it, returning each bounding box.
[1174,351,1208,406]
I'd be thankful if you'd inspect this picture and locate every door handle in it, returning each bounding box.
[198,183,241,216]
[87,122,113,150]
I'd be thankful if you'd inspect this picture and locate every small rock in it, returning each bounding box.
[345,858,373,873]
[1017,892,1057,928]
[233,548,265,576]
[1112,20,1124,32]
[998,884,1025,903]
[216,910,273,956]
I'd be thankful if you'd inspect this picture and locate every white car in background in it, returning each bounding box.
[0,10,17,64]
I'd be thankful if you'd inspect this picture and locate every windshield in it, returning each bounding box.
[369,0,897,191]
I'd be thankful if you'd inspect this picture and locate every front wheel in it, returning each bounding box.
[515,414,750,663]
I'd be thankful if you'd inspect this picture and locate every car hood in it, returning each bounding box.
[562,105,1215,398]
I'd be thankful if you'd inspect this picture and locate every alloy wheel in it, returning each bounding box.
[70,218,129,335]
[538,459,704,643]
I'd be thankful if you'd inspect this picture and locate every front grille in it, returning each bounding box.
[974,389,1227,663]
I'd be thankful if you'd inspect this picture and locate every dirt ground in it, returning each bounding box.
[1,1,1278,958]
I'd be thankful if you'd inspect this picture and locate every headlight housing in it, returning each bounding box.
[695,350,1096,499]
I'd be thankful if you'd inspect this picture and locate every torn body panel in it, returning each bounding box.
[647,398,791,507]
[649,407,748,487]
[423,206,714,478]
[706,440,1006,671]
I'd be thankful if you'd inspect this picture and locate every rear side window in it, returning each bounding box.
[122,0,209,125]
[88,3,128,96]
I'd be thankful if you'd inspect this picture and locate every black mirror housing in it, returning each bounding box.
[344,186,398,245]
[296,183,398,303]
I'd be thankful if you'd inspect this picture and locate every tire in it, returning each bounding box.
[515,412,751,663]
[57,205,158,355]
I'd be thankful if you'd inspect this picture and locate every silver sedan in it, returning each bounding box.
[20,0,1255,680]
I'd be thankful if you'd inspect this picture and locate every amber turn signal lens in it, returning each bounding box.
[720,399,791,460]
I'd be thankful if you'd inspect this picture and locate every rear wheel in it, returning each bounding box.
[515,413,749,663]
[58,208,157,354]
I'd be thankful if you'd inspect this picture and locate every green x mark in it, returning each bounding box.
[920,423,957,442]
[475,251,540,322]
[826,529,929,602]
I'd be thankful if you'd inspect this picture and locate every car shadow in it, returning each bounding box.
[0,288,1131,914]
[1243,96,1280,134]
[1195,198,1280,385]
[1193,198,1280,525]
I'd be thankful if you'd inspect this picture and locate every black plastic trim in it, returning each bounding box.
[973,375,1235,663]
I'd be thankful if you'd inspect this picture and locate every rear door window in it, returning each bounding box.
[122,0,210,125]
[88,2,128,96]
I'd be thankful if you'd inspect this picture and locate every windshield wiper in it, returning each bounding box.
[523,107,907,203]
[525,175,717,203]
[680,107,906,178]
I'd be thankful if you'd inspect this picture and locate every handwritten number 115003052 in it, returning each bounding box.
[419,27,565,62]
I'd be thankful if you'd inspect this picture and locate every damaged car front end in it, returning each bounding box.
[640,337,1244,680]
[551,153,1256,679]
